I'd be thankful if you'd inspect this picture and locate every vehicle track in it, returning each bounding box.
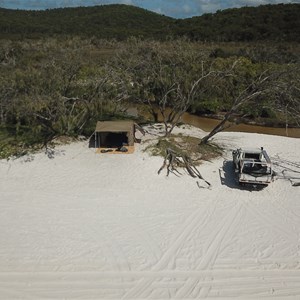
[2,270,300,299]
[175,201,244,298]
[122,199,219,299]
[271,157,300,169]
[154,201,219,271]
[244,200,298,245]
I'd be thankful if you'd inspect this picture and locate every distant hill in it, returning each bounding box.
[0,3,299,41]
[176,4,300,42]
[0,4,174,39]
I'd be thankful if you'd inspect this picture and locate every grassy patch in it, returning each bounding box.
[144,134,222,164]
[0,126,48,159]
[0,135,29,160]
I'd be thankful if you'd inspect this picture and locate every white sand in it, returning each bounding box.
[0,125,300,299]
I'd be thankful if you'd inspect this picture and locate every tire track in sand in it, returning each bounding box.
[245,200,298,244]
[175,201,244,299]
[122,200,219,299]
[2,270,300,299]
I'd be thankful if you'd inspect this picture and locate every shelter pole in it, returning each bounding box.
[94,132,97,149]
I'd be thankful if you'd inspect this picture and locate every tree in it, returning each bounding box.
[112,38,215,136]
[270,64,300,131]
[201,59,300,144]
[25,56,128,137]
[200,58,283,144]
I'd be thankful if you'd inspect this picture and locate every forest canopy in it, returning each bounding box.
[0,3,299,157]
[1,37,299,156]
[0,3,299,41]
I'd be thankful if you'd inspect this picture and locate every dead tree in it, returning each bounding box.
[201,70,275,144]
[159,70,216,137]
[158,148,211,187]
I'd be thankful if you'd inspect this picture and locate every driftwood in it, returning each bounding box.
[158,148,211,188]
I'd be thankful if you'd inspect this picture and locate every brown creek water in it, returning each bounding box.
[180,112,300,138]
[128,106,300,138]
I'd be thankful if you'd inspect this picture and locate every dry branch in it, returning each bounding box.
[158,148,211,187]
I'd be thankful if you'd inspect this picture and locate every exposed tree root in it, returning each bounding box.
[158,148,211,188]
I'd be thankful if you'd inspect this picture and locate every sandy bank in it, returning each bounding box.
[0,125,299,299]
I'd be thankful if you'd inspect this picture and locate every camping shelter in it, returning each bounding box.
[94,121,135,149]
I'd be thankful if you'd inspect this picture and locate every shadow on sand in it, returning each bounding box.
[219,160,266,191]
[89,134,96,148]
[44,147,65,159]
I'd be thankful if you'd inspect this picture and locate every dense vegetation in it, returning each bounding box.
[177,4,300,42]
[0,5,173,40]
[1,37,299,157]
[0,4,299,158]
[0,3,299,42]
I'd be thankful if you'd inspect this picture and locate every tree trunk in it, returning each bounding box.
[200,113,231,144]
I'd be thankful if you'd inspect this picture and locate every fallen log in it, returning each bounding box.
[158,148,211,188]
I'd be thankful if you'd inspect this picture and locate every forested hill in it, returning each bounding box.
[0,4,174,39]
[0,3,299,41]
[176,4,300,42]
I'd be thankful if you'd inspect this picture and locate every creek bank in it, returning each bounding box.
[133,105,300,137]
[190,111,295,128]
